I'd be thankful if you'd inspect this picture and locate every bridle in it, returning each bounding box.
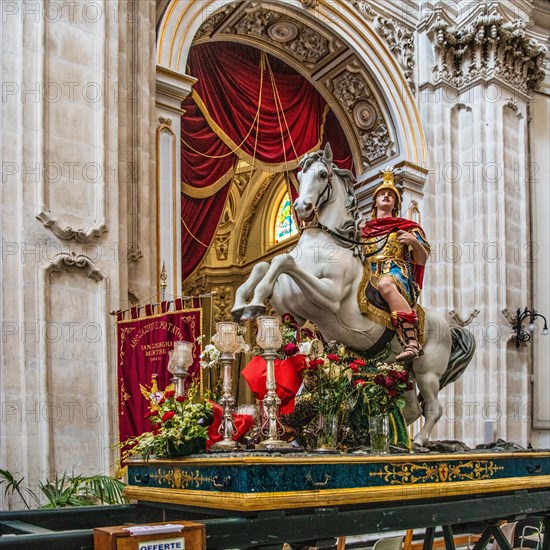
[296,158,395,257]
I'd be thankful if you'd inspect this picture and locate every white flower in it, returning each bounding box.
[299,338,324,358]
[199,344,220,368]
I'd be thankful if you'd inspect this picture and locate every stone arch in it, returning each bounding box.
[156,0,426,175]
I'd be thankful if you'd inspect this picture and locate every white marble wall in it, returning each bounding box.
[1,0,157,509]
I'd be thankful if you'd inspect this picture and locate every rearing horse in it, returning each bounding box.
[232,144,475,447]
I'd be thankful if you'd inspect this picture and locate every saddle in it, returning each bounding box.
[357,269,426,347]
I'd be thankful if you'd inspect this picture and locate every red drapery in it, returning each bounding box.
[181,43,353,282]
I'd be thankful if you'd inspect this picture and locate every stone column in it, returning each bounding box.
[417,4,547,447]
[155,67,196,298]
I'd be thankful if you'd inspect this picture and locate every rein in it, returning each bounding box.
[302,222,395,257]
[296,156,396,258]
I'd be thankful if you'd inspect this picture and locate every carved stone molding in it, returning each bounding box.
[46,252,106,282]
[449,309,480,327]
[233,170,254,196]
[375,16,416,93]
[36,211,108,243]
[238,174,279,263]
[212,285,234,323]
[214,233,232,261]
[330,70,393,164]
[126,244,143,263]
[350,0,377,23]
[224,5,330,65]
[428,14,548,94]
[195,4,238,41]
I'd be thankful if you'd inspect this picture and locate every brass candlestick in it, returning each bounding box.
[255,316,293,450]
[211,322,243,451]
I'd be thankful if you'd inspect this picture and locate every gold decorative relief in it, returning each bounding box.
[369,460,504,484]
[150,468,212,490]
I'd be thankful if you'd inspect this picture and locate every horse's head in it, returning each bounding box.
[294,143,357,224]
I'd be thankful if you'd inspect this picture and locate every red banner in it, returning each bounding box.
[116,307,202,445]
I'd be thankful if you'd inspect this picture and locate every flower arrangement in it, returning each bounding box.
[352,361,414,416]
[121,378,214,460]
[278,313,413,450]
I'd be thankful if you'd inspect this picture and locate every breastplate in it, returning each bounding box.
[365,232,405,263]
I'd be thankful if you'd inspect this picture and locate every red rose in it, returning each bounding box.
[161,410,176,422]
[145,409,159,419]
[308,358,324,370]
[157,397,165,405]
[327,354,340,362]
[384,376,394,388]
[395,370,409,381]
[388,389,398,397]
[354,379,366,387]
[374,374,385,386]
[175,395,186,402]
[163,389,176,399]
[283,342,300,357]
[353,359,367,366]
[349,363,359,373]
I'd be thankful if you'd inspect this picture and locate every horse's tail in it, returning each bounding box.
[439,326,476,390]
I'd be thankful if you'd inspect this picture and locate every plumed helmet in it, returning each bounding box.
[371,166,402,218]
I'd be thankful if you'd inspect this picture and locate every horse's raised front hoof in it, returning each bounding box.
[231,308,244,322]
[240,304,267,320]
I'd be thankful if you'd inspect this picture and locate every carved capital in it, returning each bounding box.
[428,14,548,94]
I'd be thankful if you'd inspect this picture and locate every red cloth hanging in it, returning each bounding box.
[241,354,308,414]
[181,43,353,284]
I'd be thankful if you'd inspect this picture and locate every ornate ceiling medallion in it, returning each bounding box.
[267,21,299,43]
[353,100,377,130]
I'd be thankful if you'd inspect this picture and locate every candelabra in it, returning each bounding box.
[255,316,293,450]
[167,341,194,397]
[211,321,243,451]
[512,308,549,348]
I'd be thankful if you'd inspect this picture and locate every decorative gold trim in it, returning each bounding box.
[126,451,550,466]
[124,475,550,511]
[182,169,235,199]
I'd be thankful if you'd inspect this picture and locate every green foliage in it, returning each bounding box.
[121,379,214,461]
[0,469,127,509]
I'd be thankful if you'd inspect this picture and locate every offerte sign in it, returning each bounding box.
[137,539,185,550]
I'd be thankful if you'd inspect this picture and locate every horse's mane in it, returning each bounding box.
[299,149,362,255]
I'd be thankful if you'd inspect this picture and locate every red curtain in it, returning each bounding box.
[181,43,353,282]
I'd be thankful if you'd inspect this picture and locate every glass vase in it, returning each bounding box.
[314,413,339,453]
[368,414,389,453]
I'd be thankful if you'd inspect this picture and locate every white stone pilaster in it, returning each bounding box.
[155,66,196,297]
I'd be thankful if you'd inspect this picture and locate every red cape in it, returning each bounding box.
[362,217,427,289]
[362,217,424,238]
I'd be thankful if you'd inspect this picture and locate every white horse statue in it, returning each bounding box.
[232,144,475,447]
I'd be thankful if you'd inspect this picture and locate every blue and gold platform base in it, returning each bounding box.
[124,451,550,511]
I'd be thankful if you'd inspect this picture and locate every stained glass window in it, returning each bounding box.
[274,192,298,243]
